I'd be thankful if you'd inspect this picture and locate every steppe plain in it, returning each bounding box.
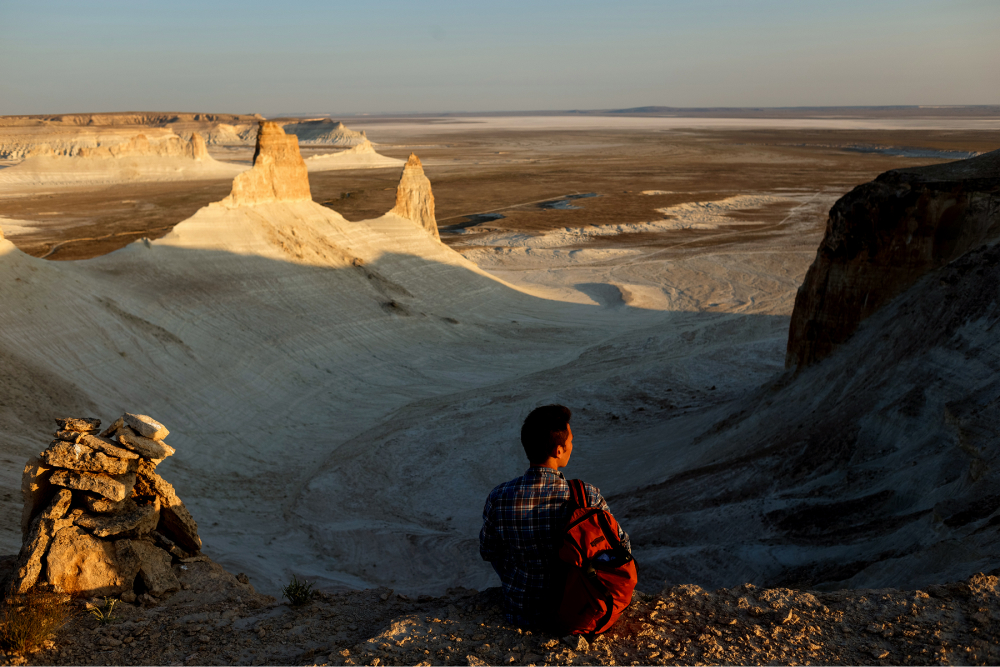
[1,112,999,605]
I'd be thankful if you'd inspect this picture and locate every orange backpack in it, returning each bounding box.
[556,479,638,636]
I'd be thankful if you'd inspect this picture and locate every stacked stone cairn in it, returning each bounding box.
[9,414,202,601]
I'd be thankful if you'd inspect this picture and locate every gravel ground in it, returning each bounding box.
[4,557,999,666]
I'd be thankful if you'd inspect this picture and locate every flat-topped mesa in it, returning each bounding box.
[786,148,1000,369]
[221,121,311,207]
[390,153,439,239]
[9,413,201,597]
[74,132,210,160]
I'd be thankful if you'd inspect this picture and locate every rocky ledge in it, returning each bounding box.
[1,564,997,666]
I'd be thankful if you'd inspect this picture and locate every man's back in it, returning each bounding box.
[480,466,628,626]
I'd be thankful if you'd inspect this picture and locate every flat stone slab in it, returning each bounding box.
[78,433,140,460]
[117,427,175,459]
[134,460,201,553]
[124,413,170,441]
[42,440,131,475]
[54,417,101,433]
[76,496,160,538]
[80,493,135,515]
[50,468,137,502]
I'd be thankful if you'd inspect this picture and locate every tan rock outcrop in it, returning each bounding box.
[221,121,311,207]
[123,412,170,440]
[45,527,141,597]
[786,148,1000,368]
[74,132,209,161]
[391,154,439,239]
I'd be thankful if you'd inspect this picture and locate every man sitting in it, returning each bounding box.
[479,404,631,628]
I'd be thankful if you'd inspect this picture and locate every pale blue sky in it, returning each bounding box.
[1,0,997,115]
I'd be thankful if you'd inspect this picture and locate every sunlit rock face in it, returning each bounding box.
[391,153,438,239]
[222,121,311,207]
[786,148,1000,368]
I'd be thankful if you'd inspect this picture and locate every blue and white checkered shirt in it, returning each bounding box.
[480,466,630,626]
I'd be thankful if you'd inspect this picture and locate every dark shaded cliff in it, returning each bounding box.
[786,148,1000,368]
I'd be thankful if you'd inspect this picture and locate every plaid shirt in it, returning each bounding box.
[480,466,631,626]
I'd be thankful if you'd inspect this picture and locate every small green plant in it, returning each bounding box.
[0,589,71,654]
[282,575,314,606]
[88,597,118,625]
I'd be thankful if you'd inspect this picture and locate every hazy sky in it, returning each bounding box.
[2,0,998,116]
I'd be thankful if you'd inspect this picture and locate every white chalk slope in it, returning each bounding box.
[0,190,818,596]
[305,140,405,172]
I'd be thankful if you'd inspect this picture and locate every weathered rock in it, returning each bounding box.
[54,430,83,443]
[134,460,202,552]
[117,426,175,459]
[21,456,54,540]
[99,416,124,438]
[391,153,438,239]
[190,132,209,160]
[10,489,73,593]
[54,417,101,433]
[41,440,132,474]
[45,527,141,597]
[50,468,137,502]
[79,492,136,515]
[150,530,191,559]
[75,496,160,538]
[78,432,140,459]
[787,148,1000,368]
[123,413,170,441]
[132,540,180,596]
[221,121,311,207]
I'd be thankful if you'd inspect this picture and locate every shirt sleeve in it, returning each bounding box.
[479,492,503,562]
[587,483,632,554]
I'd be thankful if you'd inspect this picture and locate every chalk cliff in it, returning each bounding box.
[221,121,311,207]
[390,154,438,239]
[282,119,368,146]
[786,148,1000,368]
[70,132,209,160]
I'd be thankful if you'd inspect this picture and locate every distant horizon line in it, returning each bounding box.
[4,104,1000,122]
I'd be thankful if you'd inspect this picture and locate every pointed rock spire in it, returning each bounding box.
[222,121,311,207]
[189,132,208,161]
[391,154,438,239]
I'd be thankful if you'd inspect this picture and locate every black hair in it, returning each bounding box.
[520,404,572,464]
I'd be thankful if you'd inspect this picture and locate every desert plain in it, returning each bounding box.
[1,110,999,606]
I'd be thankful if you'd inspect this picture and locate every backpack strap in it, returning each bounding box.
[568,479,589,510]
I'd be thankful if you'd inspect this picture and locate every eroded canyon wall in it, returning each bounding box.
[786,148,1000,368]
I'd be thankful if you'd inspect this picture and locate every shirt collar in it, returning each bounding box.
[524,466,565,479]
